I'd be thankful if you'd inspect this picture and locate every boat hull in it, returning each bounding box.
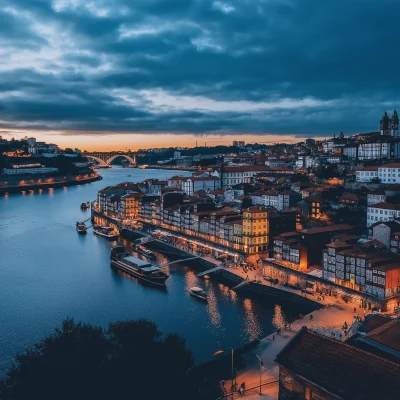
[189,291,208,302]
[110,259,168,287]
[94,230,118,240]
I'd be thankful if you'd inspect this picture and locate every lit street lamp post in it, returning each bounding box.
[213,348,234,399]
[256,354,263,394]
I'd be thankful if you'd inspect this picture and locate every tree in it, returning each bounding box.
[1,318,194,400]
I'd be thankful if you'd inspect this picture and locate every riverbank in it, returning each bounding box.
[0,173,102,195]
[121,225,323,311]
[232,301,357,399]
[141,165,198,171]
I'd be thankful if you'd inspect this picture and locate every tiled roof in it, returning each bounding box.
[223,165,271,172]
[370,220,400,230]
[169,175,190,180]
[364,318,400,353]
[275,327,400,400]
[304,194,327,203]
[358,314,394,333]
[368,202,400,210]
[300,224,352,234]
[244,206,269,213]
[339,193,358,202]
[192,176,220,181]
[356,166,379,171]
[380,163,400,168]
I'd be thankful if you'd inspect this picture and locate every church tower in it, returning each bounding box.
[380,111,390,135]
[391,110,399,137]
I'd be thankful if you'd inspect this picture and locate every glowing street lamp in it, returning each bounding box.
[256,354,263,394]
[213,348,234,398]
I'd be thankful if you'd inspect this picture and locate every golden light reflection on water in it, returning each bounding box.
[183,269,222,328]
[184,268,200,289]
[242,298,263,342]
[217,284,238,303]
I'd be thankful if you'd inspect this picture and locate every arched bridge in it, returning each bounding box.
[84,152,137,166]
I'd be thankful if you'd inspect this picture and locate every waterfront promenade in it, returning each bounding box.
[223,301,357,399]
[0,172,102,194]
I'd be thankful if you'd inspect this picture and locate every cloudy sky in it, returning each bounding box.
[1,0,399,150]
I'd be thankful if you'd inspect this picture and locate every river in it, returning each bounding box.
[0,167,305,376]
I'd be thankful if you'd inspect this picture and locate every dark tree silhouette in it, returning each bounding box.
[0,318,194,400]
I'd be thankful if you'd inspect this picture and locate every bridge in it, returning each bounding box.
[83,151,137,166]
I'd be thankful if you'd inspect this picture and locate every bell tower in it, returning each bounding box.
[380,111,390,135]
[391,110,399,137]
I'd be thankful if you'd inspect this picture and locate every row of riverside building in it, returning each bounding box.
[95,173,400,311]
[94,112,400,312]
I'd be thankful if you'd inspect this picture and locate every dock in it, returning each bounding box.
[196,266,224,277]
[231,280,253,290]
[159,256,200,268]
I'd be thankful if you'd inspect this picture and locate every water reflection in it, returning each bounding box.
[242,298,263,342]
[206,285,221,327]
[272,305,287,330]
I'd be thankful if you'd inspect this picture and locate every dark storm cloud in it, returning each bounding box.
[1,0,400,136]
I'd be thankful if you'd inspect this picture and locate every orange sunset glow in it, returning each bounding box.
[4,131,324,151]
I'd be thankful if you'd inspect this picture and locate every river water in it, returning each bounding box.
[0,167,305,376]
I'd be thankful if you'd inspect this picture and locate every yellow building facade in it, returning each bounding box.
[242,206,268,254]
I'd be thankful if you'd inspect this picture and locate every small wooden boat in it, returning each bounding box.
[189,287,208,301]
[80,201,90,210]
[76,222,87,235]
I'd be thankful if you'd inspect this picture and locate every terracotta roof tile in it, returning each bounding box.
[275,328,400,400]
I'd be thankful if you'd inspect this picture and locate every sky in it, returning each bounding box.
[1,0,399,151]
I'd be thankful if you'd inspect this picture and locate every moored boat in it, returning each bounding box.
[76,221,87,235]
[110,245,169,286]
[93,225,119,240]
[80,201,90,210]
[189,287,208,301]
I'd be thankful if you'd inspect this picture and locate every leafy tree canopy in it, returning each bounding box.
[0,318,194,400]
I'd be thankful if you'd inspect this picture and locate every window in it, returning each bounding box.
[283,377,293,391]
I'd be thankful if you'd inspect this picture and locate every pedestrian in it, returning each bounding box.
[310,314,313,321]
[354,307,357,313]
[272,334,275,341]
[339,333,342,341]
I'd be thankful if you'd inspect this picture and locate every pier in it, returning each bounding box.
[196,266,224,277]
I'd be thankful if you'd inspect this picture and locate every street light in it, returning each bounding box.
[213,348,234,398]
[255,354,263,394]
